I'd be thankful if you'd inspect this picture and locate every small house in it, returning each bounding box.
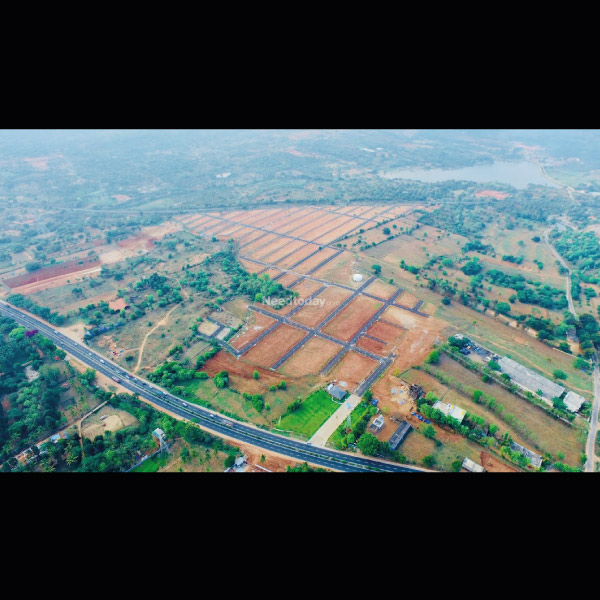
[327,384,347,402]
[50,434,61,444]
[152,428,166,443]
[462,457,485,473]
[370,414,384,432]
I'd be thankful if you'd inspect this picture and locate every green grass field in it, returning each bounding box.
[276,389,339,439]
[132,453,169,472]
[327,402,369,447]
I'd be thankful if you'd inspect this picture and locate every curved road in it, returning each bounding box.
[544,224,599,472]
[0,302,424,473]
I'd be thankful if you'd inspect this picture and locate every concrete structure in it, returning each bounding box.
[388,421,411,450]
[370,414,384,432]
[432,400,466,424]
[511,442,543,469]
[49,434,61,444]
[462,457,485,472]
[152,428,166,443]
[327,384,347,401]
[563,390,585,413]
[352,273,363,282]
[497,356,564,401]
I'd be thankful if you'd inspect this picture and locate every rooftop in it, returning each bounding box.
[432,400,466,424]
[511,441,543,468]
[563,390,585,413]
[462,457,485,472]
[327,384,347,401]
[498,356,565,401]
[388,422,411,450]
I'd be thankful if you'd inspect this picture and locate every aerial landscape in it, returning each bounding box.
[2,128,600,473]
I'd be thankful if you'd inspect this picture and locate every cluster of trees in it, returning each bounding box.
[0,317,70,462]
[462,240,494,255]
[7,294,66,326]
[203,243,297,306]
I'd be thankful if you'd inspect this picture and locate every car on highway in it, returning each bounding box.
[181,402,189,407]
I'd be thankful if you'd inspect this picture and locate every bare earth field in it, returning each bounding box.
[243,324,308,368]
[322,295,383,342]
[291,286,353,328]
[280,336,343,377]
[329,351,379,392]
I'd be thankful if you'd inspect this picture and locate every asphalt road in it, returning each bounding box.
[0,302,424,473]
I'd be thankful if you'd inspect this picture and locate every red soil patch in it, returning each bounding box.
[275,272,299,287]
[366,320,406,344]
[238,229,265,247]
[243,324,308,368]
[311,251,357,285]
[4,258,101,288]
[202,351,288,390]
[294,247,337,274]
[239,259,266,274]
[280,336,343,377]
[249,237,290,261]
[230,311,277,351]
[314,218,365,244]
[227,226,255,241]
[291,286,352,328]
[276,243,321,269]
[271,209,324,235]
[261,239,307,263]
[329,351,379,393]
[480,451,518,473]
[303,215,355,242]
[356,335,390,356]
[475,190,509,200]
[116,234,154,252]
[23,156,49,169]
[364,278,397,300]
[290,212,341,239]
[322,295,384,342]
[113,194,131,203]
[242,233,279,254]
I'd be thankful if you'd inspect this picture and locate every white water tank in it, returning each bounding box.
[352,273,363,282]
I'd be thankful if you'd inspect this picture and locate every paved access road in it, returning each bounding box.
[0,302,425,473]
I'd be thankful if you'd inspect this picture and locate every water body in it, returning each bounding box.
[380,161,559,189]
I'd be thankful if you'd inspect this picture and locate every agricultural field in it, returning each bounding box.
[276,389,340,440]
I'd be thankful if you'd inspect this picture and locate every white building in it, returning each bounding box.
[563,390,585,413]
[352,273,363,282]
[462,458,485,472]
[432,401,466,424]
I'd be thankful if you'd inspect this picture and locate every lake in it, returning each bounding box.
[379,161,559,189]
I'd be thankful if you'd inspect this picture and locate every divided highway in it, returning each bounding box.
[0,302,423,473]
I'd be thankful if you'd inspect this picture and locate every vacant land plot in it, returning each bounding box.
[276,389,340,439]
[247,237,290,261]
[367,320,406,344]
[239,258,266,274]
[242,233,280,254]
[243,324,308,367]
[280,336,343,377]
[275,272,299,287]
[276,244,321,269]
[323,295,383,341]
[291,213,342,239]
[364,278,398,300]
[316,219,365,244]
[329,351,379,392]
[82,406,139,440]
[311,251,361,286]
[266,240,307,263]
[293,247,337,274]
[291,286,353,328]
[356,335,390,356]
[4,257,101,288]
[230,310,277,350]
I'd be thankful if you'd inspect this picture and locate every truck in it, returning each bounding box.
[111,377,121,384]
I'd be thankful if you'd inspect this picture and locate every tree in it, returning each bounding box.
[422,455,435,468]
[224,454,235,469]
[488,360,501,371]
[496,302,511,315]
[382,227,391,235]
[553,369,567,380]
[451,459,462,472]
[277,380,286,390]
[422,424,436,439]
[425,350,440,364]
[357,433,380,456]
[363,389,373,402]
[441,297,451,305]
[532,236,541,243]
[252,370,259,380]
[371,264,382,275]
[462,261,482,276]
